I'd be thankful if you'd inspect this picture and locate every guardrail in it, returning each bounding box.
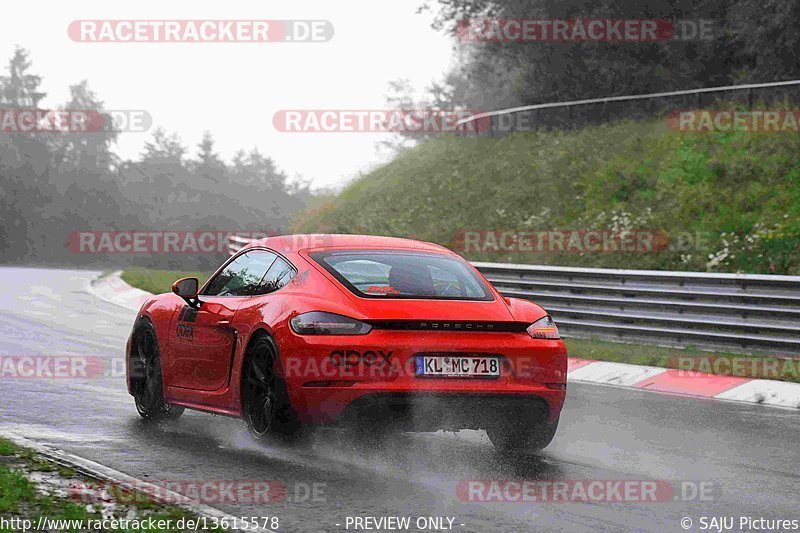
[455,79,800,137]
[473,262,800,355]
[228,235,800,355]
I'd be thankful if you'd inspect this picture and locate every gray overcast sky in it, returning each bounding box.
[1,1,454,189]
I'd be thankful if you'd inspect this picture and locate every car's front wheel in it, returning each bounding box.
[131,322,184,421]
[242,335,306,441]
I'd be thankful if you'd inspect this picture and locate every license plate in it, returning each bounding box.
[415,355,501,378]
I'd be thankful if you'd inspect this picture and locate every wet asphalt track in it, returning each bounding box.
[0,266,798,532]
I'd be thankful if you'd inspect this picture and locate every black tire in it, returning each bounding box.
[486,416,559,455]
[131,321,184,422]
[242,335,306,441]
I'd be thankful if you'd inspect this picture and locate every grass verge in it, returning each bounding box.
[120,269,210,295]
[0,437,224,532]
[292,112,800,274]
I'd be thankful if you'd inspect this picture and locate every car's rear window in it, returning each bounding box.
[310,250,494,301]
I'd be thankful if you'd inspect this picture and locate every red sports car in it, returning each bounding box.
[126,234,567,452]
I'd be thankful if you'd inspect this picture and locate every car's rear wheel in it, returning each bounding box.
[132,322,184,421]
[486,415,559,455]
[242,335,306,441]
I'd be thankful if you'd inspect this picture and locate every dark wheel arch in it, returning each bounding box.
[240,329,278,410]
[130,317,184,421]
[240,329,307,440]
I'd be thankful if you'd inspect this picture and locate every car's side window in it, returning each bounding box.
[203,250,277,296]
[256,257,295,295]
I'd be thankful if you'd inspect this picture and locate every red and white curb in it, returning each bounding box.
[90,272,800,410]
[567,358,800,409]
[1,432,275,533]
[88,271,151,311]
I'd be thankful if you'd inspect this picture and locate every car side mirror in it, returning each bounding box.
[172,277,201,307]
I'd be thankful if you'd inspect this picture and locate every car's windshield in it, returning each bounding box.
[311,250,493,300]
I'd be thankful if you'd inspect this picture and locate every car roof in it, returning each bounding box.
[247,234,452,254]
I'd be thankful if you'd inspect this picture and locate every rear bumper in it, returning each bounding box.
[313,389,564,431]
[277,329,567,427]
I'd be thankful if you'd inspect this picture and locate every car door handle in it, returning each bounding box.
[216,320,231,326]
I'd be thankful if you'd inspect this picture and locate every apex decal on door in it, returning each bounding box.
[176,305,197,340]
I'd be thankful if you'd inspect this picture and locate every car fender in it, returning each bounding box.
[503,296,549,324]
[126,293,183,395]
